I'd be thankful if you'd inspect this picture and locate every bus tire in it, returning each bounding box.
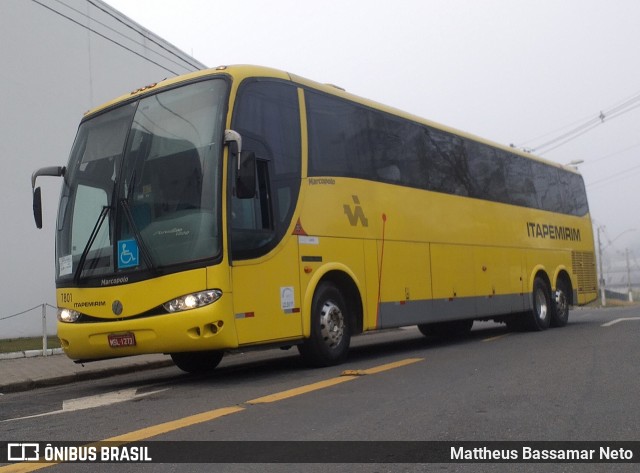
[418,319,473,338]
[170,350,224,373]
[525,277,552,331]
[299,282,351,367]
[551,278,570,327]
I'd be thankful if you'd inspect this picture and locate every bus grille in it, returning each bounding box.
[572,251,597,292]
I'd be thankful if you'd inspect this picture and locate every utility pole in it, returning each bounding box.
[627,248,633,302]
[597,226,606,306]
[41,303,48,357]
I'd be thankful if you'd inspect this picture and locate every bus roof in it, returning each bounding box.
[84,64,579,175]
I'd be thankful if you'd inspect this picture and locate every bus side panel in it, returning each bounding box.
[363,238,379,331]
[473,246,526,316]
[525,249,572,293]
[430,243,476,321]
[510,249,528,312]
[298,236,368,336]
[376,241,432,328]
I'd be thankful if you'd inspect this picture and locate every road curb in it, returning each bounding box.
[0,359,175,394]
[0,348,64,360]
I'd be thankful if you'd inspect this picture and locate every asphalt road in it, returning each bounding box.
[1,305,639,473]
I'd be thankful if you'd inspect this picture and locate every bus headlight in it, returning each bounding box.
[163,290,223,313]
[58,308,81,323]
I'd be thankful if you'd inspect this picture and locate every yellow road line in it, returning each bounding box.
[247,358,423,403]
[247,376,355,404]
[0,462,56,473]
[357,357,423,375]
[482,333,509,342]
[0,358,423,472]
[105,406,245,442]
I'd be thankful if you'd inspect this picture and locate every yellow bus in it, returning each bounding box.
[32,65,597,372]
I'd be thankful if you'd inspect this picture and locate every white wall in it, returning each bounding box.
[0,0,205,337]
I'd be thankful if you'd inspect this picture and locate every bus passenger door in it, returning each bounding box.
[229,157,303,345]
[227,78,304,346]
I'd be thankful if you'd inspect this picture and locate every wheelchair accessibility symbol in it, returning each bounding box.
[118,239,139,269]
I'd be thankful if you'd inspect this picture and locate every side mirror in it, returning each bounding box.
[236,151,256,199]
[31,165,65,229]
[33,187,43,229]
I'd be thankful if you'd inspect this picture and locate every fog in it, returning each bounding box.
[106,0,640,288]
[2,0,639,337]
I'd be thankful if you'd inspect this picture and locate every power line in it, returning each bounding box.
[581,141,640,167]
[587,162,640,190]
[580,140,640,191]
[31,0,191,77]
[537,100,640,155]
[535,119,603,155]
[515,112,597,149]
[631,251,640,273]
[85,0,203,71]
[514,89,640,154]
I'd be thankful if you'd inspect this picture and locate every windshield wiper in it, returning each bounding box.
[74,205,111,283]
[119,198,156,272]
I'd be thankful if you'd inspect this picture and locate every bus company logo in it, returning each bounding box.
[74,300,106,309]
[526,222,581,241]
[343,195,368,227]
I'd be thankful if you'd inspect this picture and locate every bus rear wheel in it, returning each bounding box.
[525,277,552,331]
[170,350,224,373]
[299,282,351,367]
[551,279,570,327]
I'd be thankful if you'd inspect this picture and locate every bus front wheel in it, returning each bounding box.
[299,282,351,367]
[170,350,224,373]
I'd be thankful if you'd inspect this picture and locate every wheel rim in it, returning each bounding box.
[555,289,568,317]
[319,300,345,349]
[535,288,548,322]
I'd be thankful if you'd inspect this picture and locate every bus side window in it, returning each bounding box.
[232,158,272,230]
[532,162,563,213]
[230,158,274,258]
[230,79,301,259]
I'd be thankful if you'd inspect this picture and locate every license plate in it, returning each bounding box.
[108,332,136,348]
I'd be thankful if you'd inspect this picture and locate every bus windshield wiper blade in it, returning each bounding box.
[74,205,110,283]
[120,198,156,272]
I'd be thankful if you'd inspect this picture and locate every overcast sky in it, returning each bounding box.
[3,0,639,337]
[104,0,640,284]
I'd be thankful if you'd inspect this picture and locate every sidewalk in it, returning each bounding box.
[0,351,174,394]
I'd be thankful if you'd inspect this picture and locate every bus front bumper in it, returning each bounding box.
[57,301,239,362]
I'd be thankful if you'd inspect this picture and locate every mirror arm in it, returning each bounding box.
[224,130,243,170]
[31,166,66,190]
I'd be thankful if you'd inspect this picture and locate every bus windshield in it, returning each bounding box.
[55,79,228,284]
